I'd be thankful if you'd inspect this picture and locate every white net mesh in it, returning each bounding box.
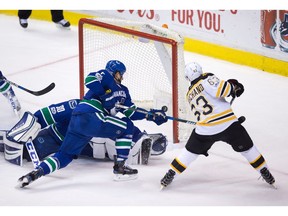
[80,18,192,142]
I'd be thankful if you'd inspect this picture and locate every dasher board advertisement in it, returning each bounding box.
[89,10,288,63]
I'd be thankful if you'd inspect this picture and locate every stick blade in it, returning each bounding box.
[31,82,55,96]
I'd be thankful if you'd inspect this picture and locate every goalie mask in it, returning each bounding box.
[185,62,203,83]
[105,60,126,83]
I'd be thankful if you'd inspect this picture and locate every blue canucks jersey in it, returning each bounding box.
[74,70,146,120]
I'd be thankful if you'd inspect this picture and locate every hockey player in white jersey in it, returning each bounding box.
[160,62,275,189]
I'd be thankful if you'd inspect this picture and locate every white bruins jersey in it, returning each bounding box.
[186,73,237,135]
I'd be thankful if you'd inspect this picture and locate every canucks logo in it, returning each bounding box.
[69,99,79,109]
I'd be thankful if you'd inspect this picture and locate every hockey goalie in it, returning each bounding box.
[0,99,168,168]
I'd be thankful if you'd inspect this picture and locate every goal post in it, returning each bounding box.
[78,17,191,143]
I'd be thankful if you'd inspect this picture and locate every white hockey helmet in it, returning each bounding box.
[184,62,203,82]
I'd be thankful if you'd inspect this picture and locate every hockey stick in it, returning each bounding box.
[230,84,242,105]
[230,96,236,105]
[229,96,246,123]
[7,80,55,96]
[115,104,197,125]
[25,138,41,168]
[7,96,21,118]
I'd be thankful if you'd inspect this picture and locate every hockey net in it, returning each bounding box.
[78,17,192,143]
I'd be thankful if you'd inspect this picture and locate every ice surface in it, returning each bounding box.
[0,14,287,215]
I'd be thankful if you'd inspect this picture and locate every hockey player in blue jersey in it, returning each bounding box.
[16,60,168,187]
[1,99,168,166]
[0,71,21,114]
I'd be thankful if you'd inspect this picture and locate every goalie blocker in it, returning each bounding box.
[1,112,41,166]
[0,113,168,166]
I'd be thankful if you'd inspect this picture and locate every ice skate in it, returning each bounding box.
[259,167,276,189]
[160,169,176,190]
[18,168,43,188]
[19,19,28,28]
[113,158,138,181]
[56,19,71,29]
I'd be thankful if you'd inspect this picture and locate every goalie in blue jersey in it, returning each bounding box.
[12,60,168,187]
[0,99,168,166]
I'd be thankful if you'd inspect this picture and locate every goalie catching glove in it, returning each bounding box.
[146,109,168,125]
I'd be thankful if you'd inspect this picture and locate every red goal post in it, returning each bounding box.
[78,18,191,143]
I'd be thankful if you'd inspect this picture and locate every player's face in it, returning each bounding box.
[114,71,123,83]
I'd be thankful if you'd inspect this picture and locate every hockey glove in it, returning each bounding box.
[100,92,116,111]
[228,79,244,97]
[146,109,168,126]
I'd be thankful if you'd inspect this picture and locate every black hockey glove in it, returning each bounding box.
[146,109,168,126]
[228,79,244,97]
[100,92,116,110]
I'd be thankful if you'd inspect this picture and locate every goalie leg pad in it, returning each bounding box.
[141,138,152,165]
[0,130,6,152]
[3,135,24,166]
[6,111,41,143]
[90,137,108,159]
[127,132,151,165]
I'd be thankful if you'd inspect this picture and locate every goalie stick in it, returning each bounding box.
[7,80,55,96]
[7,96,20,117]
[25,138,41,168]
[115,104,197,125]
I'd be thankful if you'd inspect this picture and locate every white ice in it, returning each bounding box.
[0,14,287,214]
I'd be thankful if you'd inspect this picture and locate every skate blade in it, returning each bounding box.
[56,24,71,30]
[160,185,165,191]
[113,174,138,181]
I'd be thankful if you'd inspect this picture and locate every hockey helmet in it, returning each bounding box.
[105,60,126,76]
[184,62,203,82]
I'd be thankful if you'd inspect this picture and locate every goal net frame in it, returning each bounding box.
[78,18,185,143]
